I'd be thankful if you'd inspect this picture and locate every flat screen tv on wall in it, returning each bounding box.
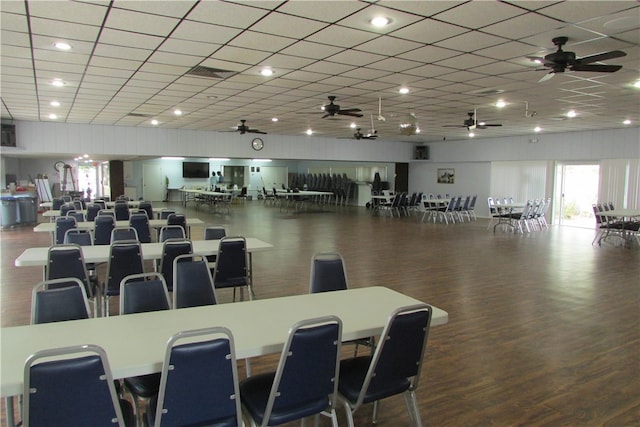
[182,161,209,178]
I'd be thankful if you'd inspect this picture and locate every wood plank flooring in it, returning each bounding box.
[1,201,638,426]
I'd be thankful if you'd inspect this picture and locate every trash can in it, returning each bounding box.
[16,194,38,224]
[0,196,18,228]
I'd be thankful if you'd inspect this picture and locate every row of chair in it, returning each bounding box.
[592,202,640,247]
[57,200,154,222]
[487,197,550,233]
[421,195,478,224]
[55,212,188,245]
[23,302,432,427]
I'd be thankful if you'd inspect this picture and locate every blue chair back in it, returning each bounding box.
[54,216,77,245]
[204,226,226,241]
[213,237,248,290]
[23,345,132,427]
[64,228,93,246]
[104,241,144,297]
[114,203,130,221]
[86,203,101,221]
[160,239,193,291]
[310,252,348,293]
[167,213,187,236]
[120,273,170,314]
[67,211,85,222]
[31,278,90,324]
[60,203,75,217]
[159,225,185,242]
[240,317,342,426]
[148,327,242,427]
[173,254,217,309]
[129,213,151,243]
[159,209,175,220]
[46,244,93,298]
[110,227,139,243]
[94,215,115,245]
[52,198,64,210]
[139,201,153,220]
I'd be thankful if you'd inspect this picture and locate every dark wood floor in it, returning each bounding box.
[1,201,639,426]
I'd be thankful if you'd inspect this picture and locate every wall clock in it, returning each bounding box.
[251,137,264,151]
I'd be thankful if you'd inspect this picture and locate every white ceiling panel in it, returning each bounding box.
[0,1,638,143]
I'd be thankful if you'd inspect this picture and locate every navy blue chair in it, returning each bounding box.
[46,244,97,316]
[138,201,153,220]
[173,254,217,309]
[119,272,170,424]
[167,213,188,237]
[309,252,348,294]
[158,225,185,242]
[158,238,193,292]
[59,203,75,217]
[338,304,433,427]
[102,241,144,316]
[63,229,97,280]
[158,209,175,220]
[85,203,101,221]
[146,327,242,427]
[212,236,252,301]
[129,213,151,243]
[114,202,130,221]
[204,225,226,266]
[67,211,86,223]
[31,278,91,324]
[110,226,139,243]
[54,216,77,245]
[23,344,134,427]
[94,215,115,245]
[240,316,342,426]
[51,197,64,210]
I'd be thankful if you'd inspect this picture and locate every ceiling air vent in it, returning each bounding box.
[187,65,237,79]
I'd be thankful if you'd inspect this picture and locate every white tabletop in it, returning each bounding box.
[0,286,448,397]
[15,237,273,267]
[601,209,640,218]
[33,218,204,233]
[276,190,334,197]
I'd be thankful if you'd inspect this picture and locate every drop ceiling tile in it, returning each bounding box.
[276,1,367,23]
[29,16,101,41]
[279,40,343,60]
[229,30,296,52]
[33,59,87,74]
[113,0,197,18]
[89,56,143,71]
[367,57,423,73]
[375,1,463,18]
[250,12,328,39]
[434,54,495,70]
[172,20,243,44]
[93,43,153,61]
[33,49,90,66]
[28,1,107,25]
[536,1,637,25]
[1,11,28,32]
[105,8,180,36]
[306,25,379,48]
[301,61,357,76]
[99,28,164,50]
[2,30,32,47]
[614,28,640,45]
[260,54,319,71]
[341,67,392,81]
[186,1,271,28]
[353,36,423,56]
[389,18,468,44]
[148,51,204,67]
[335,4,424,33]
[475,41,541,60]
[435,31,511,53]
[396,45,462,63]
[433,1,526,28]
[324,49,385,67]
[482,12,564,39]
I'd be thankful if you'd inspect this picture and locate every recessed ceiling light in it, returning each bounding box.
[151,119,159,125]
[50,101,60,107]
[399,87,409,94]
[306,129,313,135]
[534,126,542,132]
[495,99,506,108]
[174,109,182,116]
[271,117,278,122]
[634,80,640,89]
[350,122,356,129]
[260,67,274,76]
[468,132,475,138]
[623,119,631,125]
[54,42,71,50]
[370,16,390,27]
[51,79,66,87]
[566,110,577,118]
[48,113,57,119]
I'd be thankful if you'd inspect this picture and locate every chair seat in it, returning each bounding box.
[240,372,329,426]
[146,394,238,427]
[338,356,411,404]
[124,373,161,398]
[215,277,248,289]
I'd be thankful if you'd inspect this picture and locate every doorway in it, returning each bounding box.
[555,163,600,228]
[143,164,164,202]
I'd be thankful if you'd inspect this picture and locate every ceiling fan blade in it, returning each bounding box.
[339,108,362,113]
[483,124,502,127]
[321,113,332,119]
[538,72,555,83]
[338,111,364,118]
[570,64,622,73]
[576,50,626,65]
[248,129,267,134]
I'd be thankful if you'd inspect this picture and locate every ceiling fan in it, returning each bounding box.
[529,36,626,82]
[227,119,266,134]
[320,96,363,118]
[443,110,502,131]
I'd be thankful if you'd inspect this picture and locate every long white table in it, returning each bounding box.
[15,237,273,267]
[1,286,448,399]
